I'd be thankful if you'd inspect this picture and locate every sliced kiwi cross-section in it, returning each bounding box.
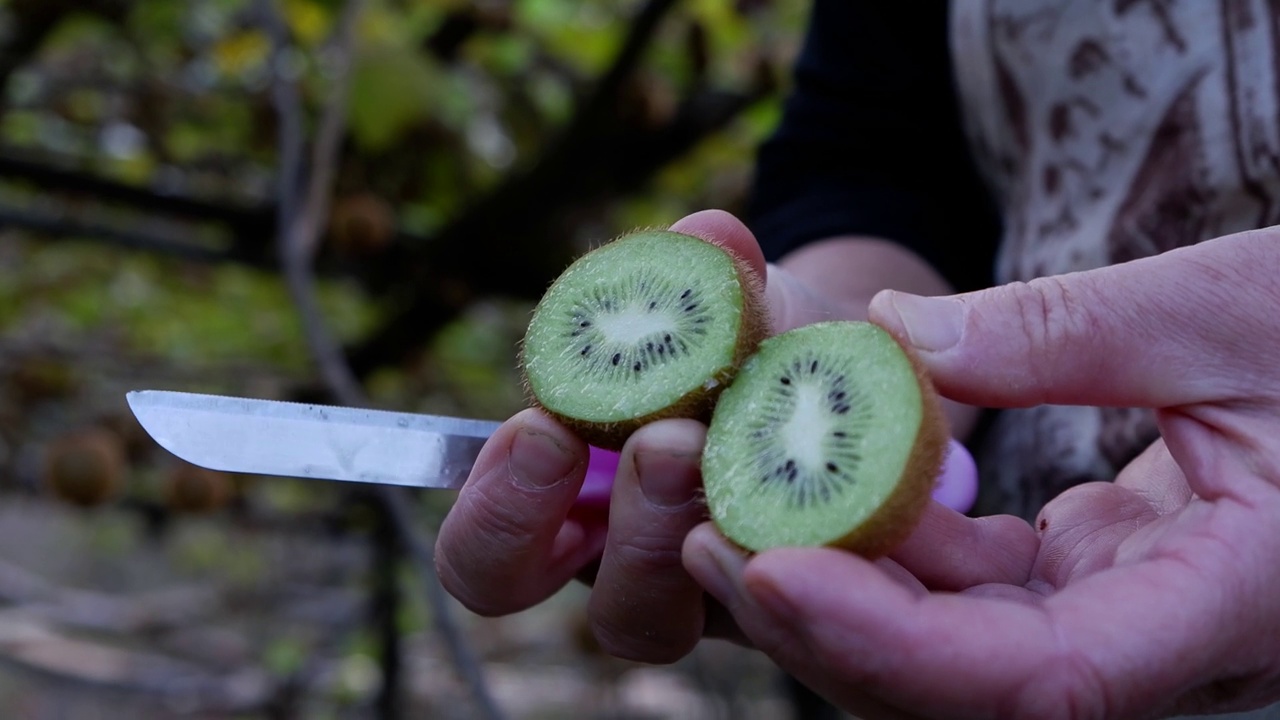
[701,321,947,557]
[521,230,767,450]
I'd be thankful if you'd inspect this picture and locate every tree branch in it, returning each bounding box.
[345,85,766,378]
[0,0,131,97]
[258,0,504,717]
[372,501,404,720]
[0,204,253,266]
[263,0,365,404]
[573,0,679,127]
[1,0,772,396]
[0,154,271,230]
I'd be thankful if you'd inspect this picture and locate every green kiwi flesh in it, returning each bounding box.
[701,321,946,557]
[521,230,766,450]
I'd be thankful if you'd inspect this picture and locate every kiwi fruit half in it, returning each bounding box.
[521,230,767,451]
[701,321,947,557]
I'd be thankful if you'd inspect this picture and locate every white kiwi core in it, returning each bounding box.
[523,231,747,423]
[701,321,926,551]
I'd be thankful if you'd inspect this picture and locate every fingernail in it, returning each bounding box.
[635,449,699,508]
[508,428,577,489]
[887,292,964,352]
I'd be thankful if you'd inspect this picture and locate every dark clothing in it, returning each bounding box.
[746,1,1001,294]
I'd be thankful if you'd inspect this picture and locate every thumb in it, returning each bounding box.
[867,229,1280,410]
[668,209,768,281]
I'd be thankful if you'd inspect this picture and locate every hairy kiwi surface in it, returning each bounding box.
[521,230,767,450]
[701,321,947,557]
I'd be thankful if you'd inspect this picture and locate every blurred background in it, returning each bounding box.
[0,0,816,717]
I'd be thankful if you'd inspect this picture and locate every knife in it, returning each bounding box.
[125,389,617,503]
[126,390,977,512]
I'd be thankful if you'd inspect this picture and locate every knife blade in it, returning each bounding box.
[127,389,502,490]
[126,389,978,512]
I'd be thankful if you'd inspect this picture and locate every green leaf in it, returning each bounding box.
[348,46,438,151]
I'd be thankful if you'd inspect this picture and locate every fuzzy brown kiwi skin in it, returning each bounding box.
[518,237,770,452]
[824,331,949,559]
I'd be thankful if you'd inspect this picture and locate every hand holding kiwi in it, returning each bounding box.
[682,229,1280,718]
[440,209,970,666]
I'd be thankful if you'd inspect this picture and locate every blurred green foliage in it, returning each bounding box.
[0,0,809,714]
[1,0,805,416]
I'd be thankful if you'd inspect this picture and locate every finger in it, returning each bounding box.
[867,229,1280,409]
[669,209,768,282]
[723,543,1230,719]
[764,262,852,335]
[673,215,901,337]
[889,503,1039,591]
[1029,482,1160,588]
[588,419,710,663]
[703,596,752,647]
[436,409,603,616]
[683,525,971,720]
[1112,439,1192,515]
[667,210,828,338]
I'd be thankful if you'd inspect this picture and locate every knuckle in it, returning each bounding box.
[465,482,546,552]
[433,493,548,617]
[586,587,701,663]
[1029,276,1098,348]
[589,613,697,664]
[610,531,688,574]
[1010,277,1058,353]
[586,534,704,664]
[434,545,526,617]
[1008,276,1099,388]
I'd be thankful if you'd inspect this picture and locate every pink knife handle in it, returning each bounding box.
[574,445,619,506]
[934,438,979,514]
[573,438,979,514]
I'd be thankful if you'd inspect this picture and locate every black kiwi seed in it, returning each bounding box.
[702,320,950,556]
[729,352,872,509]
[552,273,721,382]
[523,229,770,456]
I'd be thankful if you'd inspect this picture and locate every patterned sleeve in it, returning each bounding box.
[745,0,1001,293]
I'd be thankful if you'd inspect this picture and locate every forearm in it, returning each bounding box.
[769,235,980,440]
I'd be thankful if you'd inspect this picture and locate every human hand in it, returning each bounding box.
[434,209,966,662]
[683,227,1280,718]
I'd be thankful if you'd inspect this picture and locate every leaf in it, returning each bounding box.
[347,46,438,152]
[213,30,272,78]
[284,0,333,47]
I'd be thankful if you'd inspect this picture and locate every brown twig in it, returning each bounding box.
[378,486,508,720]
[372,500,404,719]
[269,0,366,404]
[257,0,504,717]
